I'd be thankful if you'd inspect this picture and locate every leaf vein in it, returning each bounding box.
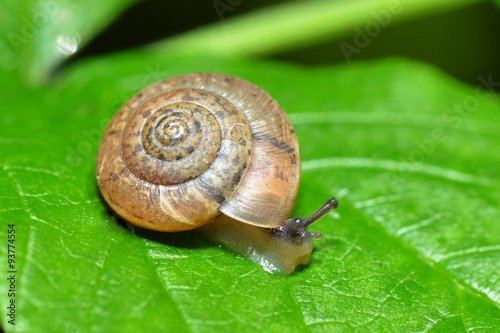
[302,157,494,187]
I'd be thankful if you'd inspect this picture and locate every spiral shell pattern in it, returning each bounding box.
[96,73,300,232]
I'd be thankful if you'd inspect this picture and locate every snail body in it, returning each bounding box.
[96,73,338,274]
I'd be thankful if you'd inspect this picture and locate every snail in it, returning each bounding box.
[96,73,338,274]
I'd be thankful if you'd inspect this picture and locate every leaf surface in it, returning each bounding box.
[0,52,499,332]
[0,0,137,84]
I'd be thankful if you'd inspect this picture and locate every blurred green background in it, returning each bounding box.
[72,0,500,86]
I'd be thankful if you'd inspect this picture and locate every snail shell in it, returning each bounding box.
[97,73,338,274]
[97,73,299,232]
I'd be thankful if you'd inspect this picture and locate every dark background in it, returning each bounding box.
[74,0,500,87]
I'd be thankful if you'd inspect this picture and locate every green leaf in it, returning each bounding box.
[1,51,499,332]
[151,0,485,58]
[0,0,137,84]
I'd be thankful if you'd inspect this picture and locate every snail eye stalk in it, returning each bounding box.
[278,197,339,242]
[303,197,339,227]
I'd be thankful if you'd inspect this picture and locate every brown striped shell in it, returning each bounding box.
[96,73,300,232]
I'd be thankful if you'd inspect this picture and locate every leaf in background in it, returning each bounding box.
[150,0,485,58]
[0,0,137,84]
[0,50,499,332]
[0,0,487,85]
